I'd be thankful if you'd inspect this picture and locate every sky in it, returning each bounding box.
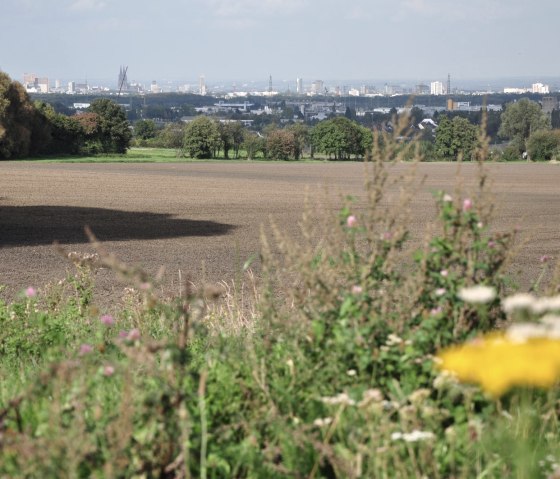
[1,0,559,87]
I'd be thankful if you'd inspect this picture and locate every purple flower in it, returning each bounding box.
[100,314,115,327]
[118,330,129,339]
[25,287,37,298]
[127,328,141,341]
[346,215,357,228]
[79,344,94,355]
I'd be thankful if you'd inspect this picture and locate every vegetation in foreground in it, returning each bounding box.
[1,120,560,478]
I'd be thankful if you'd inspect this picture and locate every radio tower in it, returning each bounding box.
[447,73,451,95]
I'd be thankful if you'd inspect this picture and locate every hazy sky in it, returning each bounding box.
[2,0,559,86]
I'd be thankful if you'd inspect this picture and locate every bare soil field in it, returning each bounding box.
[1,161,559,305]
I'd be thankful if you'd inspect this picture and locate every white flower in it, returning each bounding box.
[391,430,435,442]
[457,285,496,304]
[506,323,548,342]
[531,295,560,315]
[502,293,536,314]
[386,334,403,346]
[313,417,333,427]
[443,194,453,202]
[435,288,447,297]
[321,393,356,406]
[346,369,357,377]
[358,389,383,408]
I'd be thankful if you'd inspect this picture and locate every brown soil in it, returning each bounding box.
[1,161,559,305]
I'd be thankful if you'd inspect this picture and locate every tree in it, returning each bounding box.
[217,122,244,159]
[242,131,265,160]
[183,116,220,159]
[287,123,309,160]
[134,119,157,140]
[266,129,297,160]
[526,130,560,161]
[88,99,132,154]
[434,116,478,160]
[311,117,372,160]
[498,99,550,154]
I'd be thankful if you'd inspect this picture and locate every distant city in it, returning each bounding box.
[19,67,559,100]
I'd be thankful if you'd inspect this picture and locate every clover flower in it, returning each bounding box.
[25,287,37,298]
[346,215,357,228]
[100,314,115,326]
[457,285,496,304]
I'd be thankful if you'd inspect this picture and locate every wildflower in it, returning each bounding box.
[531,296,560,315]
[540,254,553,263]
[477,221,484,229]
[391,430,435,442]
[79,344,94,355]
[488,240,496,248]
[346,215,357,228]
[100,314,115,326]
[437,333,560,397]
[440,269,448,277]
[313,417,333,427]
[382,231,392,241]
[25,287,37,298]
[103,365,115,377]
[140,282,151,291]
[358,389,383,408]
[386,334,403,346]
[457,285,496,304]
[506,323,548,342]
[118,330,128,339]
[346,369,357,377]
[502,293,536,314]
[435,288,446,297]
[462,198,473,212]
[430,306,443,316]
[127,328,141,341]
[408,388,431,405]
[443,194,453,202]
[351,285,363,295]
[321,393,356,406]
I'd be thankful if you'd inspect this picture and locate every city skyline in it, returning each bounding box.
[1,0,559,83]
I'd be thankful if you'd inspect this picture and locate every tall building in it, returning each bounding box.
[532,83,550,94]
[430,81,444,95]
[23,73,49,93]
[296,77,303,95]
[117,66,129,92]
[311,80,324,95]
[199,75,207,95]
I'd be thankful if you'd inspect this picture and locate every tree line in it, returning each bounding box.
[0,72,131,159]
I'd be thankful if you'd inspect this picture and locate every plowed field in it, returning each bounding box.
[1,161,559,304]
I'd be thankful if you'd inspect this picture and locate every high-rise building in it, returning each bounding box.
[532,83,550,94]
[430,81,444,95]
[117,66,129,92]
[311,80,324,95]
[199,75,207,95]
[296,77,303,95]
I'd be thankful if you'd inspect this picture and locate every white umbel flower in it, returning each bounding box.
[502,293,536,313]
[458,285,496,304]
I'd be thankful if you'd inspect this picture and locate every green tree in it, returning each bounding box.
[242,131,265,160]
[435,116,478,160]
[287,123,309,160]
[183,116,220,159]
[498,99,550,154]
[311,117,372,160]
[88,99,132,154]
[526,130,560,161]
[134,119,157,140]
[217,122,244,159]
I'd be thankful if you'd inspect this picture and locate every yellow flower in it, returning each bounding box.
[437,333,560,397]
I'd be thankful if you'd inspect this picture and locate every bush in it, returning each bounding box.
[526,129,560,161]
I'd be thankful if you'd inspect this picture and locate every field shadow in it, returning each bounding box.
[0,206,236,247]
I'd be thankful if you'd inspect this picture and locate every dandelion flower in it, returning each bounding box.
[438,333,560,397]
[457,285,496,304]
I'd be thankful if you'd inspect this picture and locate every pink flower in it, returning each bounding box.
[488,240,496,248]
[140,282,151,291]
[100,314,115,326]
[118,330,128,339]
[346,215,357,228]
[25,287,37,298]
[79,344,94,355]
[127,328,141,341]
[430,307,443,316]
[435,288,446,297]
[462,198,473,212]
[440,270,448,277]
[352,285,363,295]
[540,255,553,264]
[103,365,115,377]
